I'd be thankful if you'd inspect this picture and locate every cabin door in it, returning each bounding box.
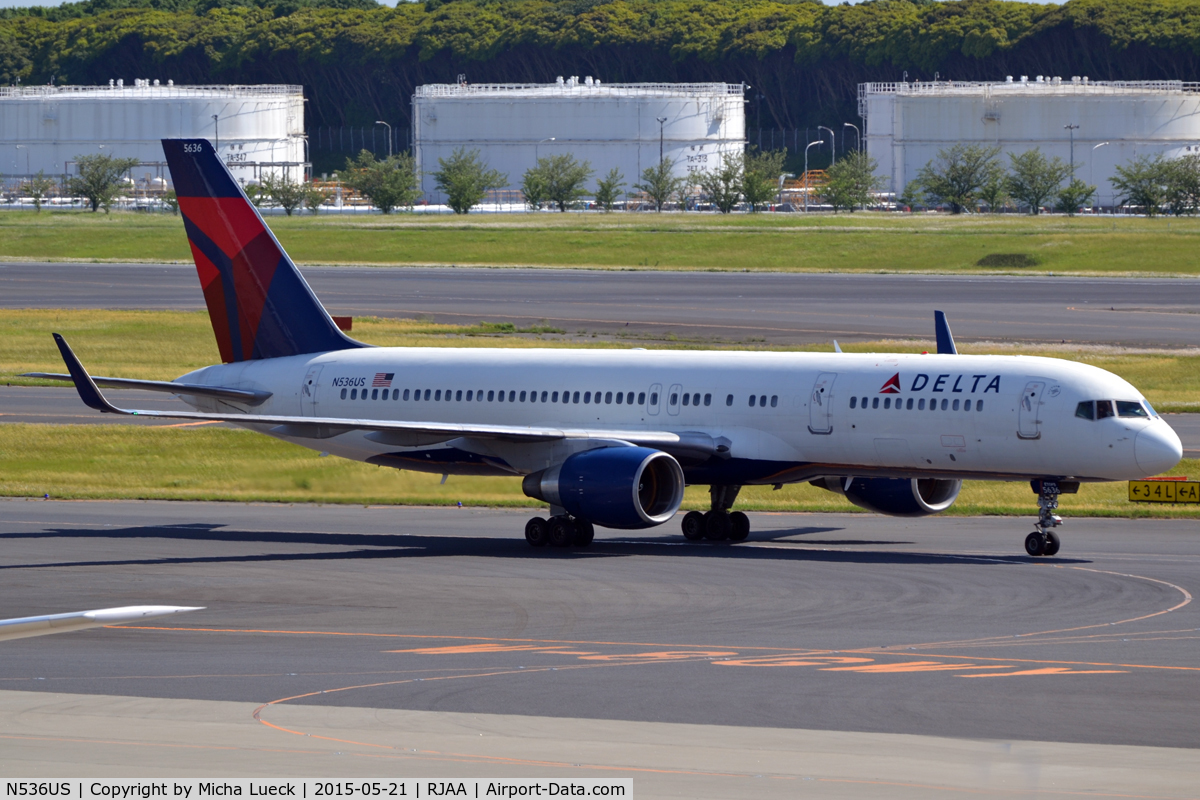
[808,372,837,434]
[1018,380,1045,439]
[301,365,324,417]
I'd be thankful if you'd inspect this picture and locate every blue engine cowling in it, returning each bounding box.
[522,446,685,529]
[815,477,961,517]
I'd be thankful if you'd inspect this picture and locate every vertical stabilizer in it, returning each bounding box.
[162,138,364,362]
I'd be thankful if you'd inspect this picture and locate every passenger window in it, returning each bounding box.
[918,398,925,410]
[649,392,657,405]
[487,390,495,401]
[552,391,559,402]
[615,392,623,404]
[500,390,507,402]
[940,398,948,410]
[692,393,700,406]
[424,389,431,401]
[519,391,526,402]
[369,389,376,400]
[770,395,778,408]
[906,398,913,410]
[1116,400,1149,418]
[726,394,733,406]
[456,390,463,401]
[977,400,983,411]
[402,389,409,400]
[671,393,680,406]
[340,388,347,399]
[952,399,959,411]
[749,395,756,407]
[446,390,452,401]
[573,391,580,403]
[963,399,971,411]
[682,393,689,406]
[509,391,516,402]
[434,390,440,401]
[1097,401,1116,419]
[704,393,711,406]
[883,397,891,409]
[606,391,613,404]
[760,395,767,407]
[350,388,357,399]
[872,397,879,409]
[584,391,592,404]
[850,396,857,409]
[541,391,549,402]
[465,390,472,401]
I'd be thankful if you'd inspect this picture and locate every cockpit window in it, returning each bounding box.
[1075,401,1094,420]
[1116,400,1149,418]
[1143,400,1158,417]
[1096,400,1116,419]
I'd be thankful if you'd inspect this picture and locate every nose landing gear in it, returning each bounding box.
[1025,480,1070,556]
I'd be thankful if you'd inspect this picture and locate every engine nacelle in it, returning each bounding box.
[522,447,685,529]
[815,476,962,517]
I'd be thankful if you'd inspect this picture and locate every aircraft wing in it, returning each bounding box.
[0,605,203,642]
[23,372,272,405]
[49,334,713,454]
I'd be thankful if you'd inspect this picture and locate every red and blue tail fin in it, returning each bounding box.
[162,138,364,363]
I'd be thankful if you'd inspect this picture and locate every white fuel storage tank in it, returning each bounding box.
[0,82,307,187]
[862,78,1200,207]
[413,79,746,204]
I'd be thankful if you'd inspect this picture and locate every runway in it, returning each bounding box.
[1,499,1199,793]
[4,262,1200,347]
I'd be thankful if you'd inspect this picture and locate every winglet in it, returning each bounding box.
[934,310,957,355]
[52,333,124,414]
[833,340,843,353]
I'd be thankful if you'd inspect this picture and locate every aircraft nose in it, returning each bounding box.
[1135,423,1183,476]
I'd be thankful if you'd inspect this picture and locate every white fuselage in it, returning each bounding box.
[177,348,1183,485]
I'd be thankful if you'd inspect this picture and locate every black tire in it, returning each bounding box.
[1044,531,1061,556]
[525,517,549,547]
[572,518,595,546]
[705,511,731,541]
[548,517,574,547]
[681,511,705,541]
[1025,531,1046,557]
[728,511,750,542]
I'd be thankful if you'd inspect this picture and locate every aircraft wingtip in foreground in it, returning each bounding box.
[33,138,1184,557]
[0,606,203,643]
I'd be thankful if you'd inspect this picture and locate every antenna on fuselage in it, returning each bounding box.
[934,310,957,355]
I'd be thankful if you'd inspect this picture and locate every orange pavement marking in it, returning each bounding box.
[714,655,873,668]
[578,650,738,662]
[959,667,1130,678]
[386,643,596,655]
[821,661,1005,674]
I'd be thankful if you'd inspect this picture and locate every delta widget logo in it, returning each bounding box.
[879,373,901,394]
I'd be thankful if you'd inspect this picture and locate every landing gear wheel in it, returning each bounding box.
[1043,531,1061,557]
[681,511,705,541]
[728,511,750,542]
[705,510,731,541]
[548,517,574,547]
[525,517,549,547]
[1025,531,1046,557]
[572,518,595,547]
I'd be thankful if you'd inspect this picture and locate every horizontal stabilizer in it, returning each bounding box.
[23,372,271,405]
[0,605,203,643]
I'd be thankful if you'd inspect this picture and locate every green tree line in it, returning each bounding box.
[4,0,1200,131]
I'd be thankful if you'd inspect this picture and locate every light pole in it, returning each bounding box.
[536,137,555,162]
[212,114,219,152]
[1091,141,1109,209]
[818,126,836,165]
[843,122,861,153]
[803,140,822,212]
[374,121,392,158]
[656,117,668,163]
[1064,123,1079,173]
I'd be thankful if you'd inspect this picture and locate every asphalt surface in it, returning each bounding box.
[4,262,1200,347]
[2,499,1199,752]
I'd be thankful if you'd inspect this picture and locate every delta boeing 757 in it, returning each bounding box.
[34,139,1183,557]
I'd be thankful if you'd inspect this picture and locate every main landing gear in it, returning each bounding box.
[1025,480,1065,557]
[525,514,594,548]
[681,484,750,543]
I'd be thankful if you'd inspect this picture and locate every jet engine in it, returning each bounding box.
[522,446,685,529]
[814,477,962,517]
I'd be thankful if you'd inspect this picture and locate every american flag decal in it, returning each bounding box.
[372,372,394,388]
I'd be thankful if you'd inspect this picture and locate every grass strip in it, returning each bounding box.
[2,424,1196,518]
[4,210,1200,275]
